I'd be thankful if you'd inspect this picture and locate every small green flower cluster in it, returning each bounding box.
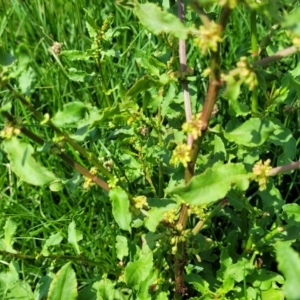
[195,22,222,54]
[182,113,202,139]
[170,144,191,168]
[187,204,207,219]
[107,176,119,189]
[163,208,179,224]
[252,159,272,190]
[224,57,258,90]
[83,167,98,189]
[133,195,148,209]
[0,121,21,139]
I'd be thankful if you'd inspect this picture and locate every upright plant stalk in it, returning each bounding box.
[174,0,193,297]
[174,5,232,297]
[188,5,232,171]
[250,11,259,115]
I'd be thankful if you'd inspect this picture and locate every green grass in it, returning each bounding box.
[1,0,300,299]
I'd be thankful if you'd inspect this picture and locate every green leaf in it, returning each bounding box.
[7,280,34,299]
[185,273,212,295]
[247,269,284,291]
[78,285,96,300]
[19,67,35,94]
[276,243,300,300]
[144,203,177,232]
[224,118,277,147]
[34,275,54,300]
[2,137,57,186]
[93,278,115,300]
[171,163,250,205]
[66,68,95,82]
[41,232,63,256]
[1,218,17,253]
[51,101,88,127]
[223,78,250,116]
[60,50,92,61]
[269,123,296,166]
[124,252,153,288]
[282,204,300,227]
[125,75,162,100]
[68,221,83,255]
[156,292,169,300]
[0,46,16,66]
[115,235,128,261]
[48,262,77,300]
[109,187,132,232]
[135,3,189,39]
[282,7,300,35]
[261,288,284,300]
[0,262,19,288]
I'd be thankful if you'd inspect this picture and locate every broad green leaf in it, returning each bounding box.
[219,257,254,294]
[125,75,162,100]
[48,262,77,300]
[0,47,16,66]
[282,7,300,35]
[258,183,284,218]
[41,232,63,256]
[51,101,88,127]
[156,292,169,300]
[93,278,115,300]
[0,261,19,287]
[247,269,284,291]
[282,204,300,227]
[68,221,83,255]
[124,252,153,288]
[116,235,128,261]
[109,187,132,232]
[144,205,176,232]
[19,67,35,94]
[7,281,34,299]
[224,118,277,147]
[135,3,189,39]
[3,137,57,186]
[66,68,95,82]
[223,78,250,117]
[185,273,212,295]
[171,163,250,205]
[261,288,284,300]
[34,275,54,300]
[60,50,92,61]
[276,243,300,300]
[269,124,296,166]
[77,285,96,300]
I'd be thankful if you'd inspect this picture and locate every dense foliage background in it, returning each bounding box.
[1,0,300,299]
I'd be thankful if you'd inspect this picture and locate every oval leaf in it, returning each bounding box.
[224,118,277,147]
[276,243,300,300]
[48,262,77,300]
[124,252,153,288]
[171,163,250,205]
[135,3,189,39]
[52,101,88,127]
[3,137,56,186]
[109,187,132,232]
